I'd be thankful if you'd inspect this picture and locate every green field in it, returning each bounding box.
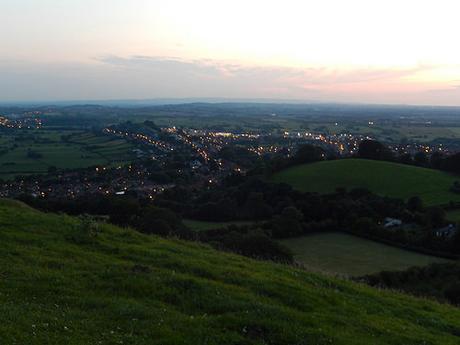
[184,219,255,231]
[311,123,460,142]
[1,199,460,344]
[446,209,460,223]
[272,158,460,206]
[0,129,135,179]
[280,232,451,276]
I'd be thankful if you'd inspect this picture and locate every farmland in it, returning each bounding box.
[280,232,451,276]
[272,158,460,206]
[0,129,135,179]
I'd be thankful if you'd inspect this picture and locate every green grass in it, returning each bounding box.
[446,209,460,223]
[280,232,451,277]
[1,200,460,343]
[184,219,254,231]
[0,130,135,179]
[272,158,460,206]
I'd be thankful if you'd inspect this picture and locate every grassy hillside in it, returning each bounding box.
[280,233,451,276]
[1,200,460,344]
[272,158,460,206]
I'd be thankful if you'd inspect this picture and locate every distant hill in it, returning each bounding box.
[1,199,460,344]
[272,158,460,206]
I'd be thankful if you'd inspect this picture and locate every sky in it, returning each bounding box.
[1,0,460,105]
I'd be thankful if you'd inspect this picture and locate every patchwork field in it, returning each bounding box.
[0,130,135,179]
[272,158,460,206]
[280,232,451,277]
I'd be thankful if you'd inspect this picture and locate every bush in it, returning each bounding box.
[67,215,100,244]
[445,284,460,305]
[450,181,460,194]
[222,230,293,263]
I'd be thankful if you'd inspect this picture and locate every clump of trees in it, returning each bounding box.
[157,175,458,257]
[357,139,460,177]
[17,193,291,263]
[361,263,460,306]
[197,226,293,263]
[358,140,393,161]
[252,143,330,176]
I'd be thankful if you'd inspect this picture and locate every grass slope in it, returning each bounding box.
[272,158,460,206]
[1,200,460,344]
[280,233,451,277]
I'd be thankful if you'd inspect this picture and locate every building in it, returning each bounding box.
[383,217,402,228]
[435,224,457,238]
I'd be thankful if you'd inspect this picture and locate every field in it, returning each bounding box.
[272,158,460,206]
[310,123,460,142]
[446,209,460,223]
[184,219,255,231]
[0,129,135,179]
[280,232,451,277]
[1,199,460,344]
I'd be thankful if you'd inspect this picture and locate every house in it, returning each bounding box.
[435,224,457,238]
[190,160,202,170]
[383,217,402,228]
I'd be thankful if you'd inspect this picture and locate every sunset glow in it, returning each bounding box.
[1,0,459,104]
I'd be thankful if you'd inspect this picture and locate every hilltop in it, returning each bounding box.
[272,158,460,206]
[1,199,460,344]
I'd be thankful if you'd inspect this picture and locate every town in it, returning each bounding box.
[0,106,459,203]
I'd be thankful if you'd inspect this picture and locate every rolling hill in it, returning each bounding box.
[1,199,460,344]
[272,158,460,206]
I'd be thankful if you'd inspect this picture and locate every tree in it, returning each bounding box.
[244,192,273,220]
[430,152,444,169]
[413,152,428,167]
[291,144,325,165]
[398,153,413,165]
[426,207,445,227]
[136,206,185,236]
[407,196,423,212]
[352,217,376,234]
[452,228,460,254]
[271,206,304,238]
[222,230,293,262]
[441,153,460,174]
[450,181,460,194]
[445,284,460,305]
[358,140,390,160]
[108,197,140,226]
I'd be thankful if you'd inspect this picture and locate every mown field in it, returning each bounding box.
[272,158,460,206]
[0,129,135,179]
[446,209,460,223]
[1,199,460,344]
[280,232,451,277]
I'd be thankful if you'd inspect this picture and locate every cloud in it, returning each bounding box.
[97,55,434,85]
[0,55,458,105]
